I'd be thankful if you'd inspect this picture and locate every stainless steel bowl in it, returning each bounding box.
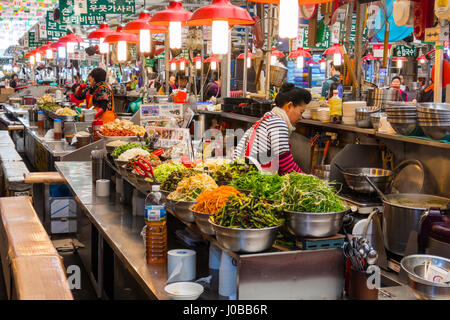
[342,167,394,194]
[161,190,174,212]
[417,103,450,113]
[401,255,450,300]
[355,107,380,128]
[387,117,418,123]
[286,209,348,238]
[190,206,215,235]
[418,119,450,126]
[386,112,417,118]
[389,122,419,136]
[420,125,450,140]
[370,112,386,131]
[210,220,281,253]
[168,199,197,223]
[418,112,450,120]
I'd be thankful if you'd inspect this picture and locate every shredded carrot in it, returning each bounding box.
[100,128,136,137]
[193,186,242,214]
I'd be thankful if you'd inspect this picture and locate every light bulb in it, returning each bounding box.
[117,41,127,62]
[46,49,52,59]
[36,52,41,63]
[196,60,201,70]
[211,61,217,70]
[333,54,342,66]
[29,56,35,65]
[140,29,151,53]
[58,46,66,59]
[99,38,109,54]
[271,55,277,65]
[420,58,426,64]
[67,42,76,54]
[169,21,182,49]
[279,0,299,39]
[397,60,403,68]
[171,62,176,71]
[320,61,326,71]
[297,57,304,69]
[212,20,229,55]
[247,57,251,69]
[180,61,185,71]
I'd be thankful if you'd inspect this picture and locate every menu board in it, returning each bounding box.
[59,0,106,25]
[46,11,69,40]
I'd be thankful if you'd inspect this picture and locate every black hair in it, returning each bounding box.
[275,83,312,107]
[391,76,401,83]
[88,68,106,83]
[330,62,343,74]
[176,72,188,81]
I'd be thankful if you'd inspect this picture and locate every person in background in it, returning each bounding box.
[399,74,409,92]
[321,63,343,99]
[75,68,117,123]
[204,75,222,101]
[233,83,311,175]
[175,73,189,91]
[9,74,18,89]
[168,74,177,94]
[390,76,407,101]
[418,58,450,103]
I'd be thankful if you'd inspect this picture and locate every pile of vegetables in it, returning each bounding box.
[211,159,257,185]
[161,168,199,192]
[55,107,77,116]
[168,174,218,202]
[124,154,162,173]
[153,163,186,183]
[274,172,346,213]
[100,128,136,137]
[111,143,151,158]
[232,171,283,201]
[100,119,146,136]
[212,195,284,229]
[193,186,241,214]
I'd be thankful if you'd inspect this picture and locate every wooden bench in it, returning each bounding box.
[0,196,73,300]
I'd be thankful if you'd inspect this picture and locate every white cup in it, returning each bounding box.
[96,179,110,197]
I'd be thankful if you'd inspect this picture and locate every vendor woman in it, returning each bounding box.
[233,83,311,174]
[75,68,117,123]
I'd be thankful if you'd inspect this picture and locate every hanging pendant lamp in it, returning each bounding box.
[270,48,284,65]
[88,24,115,54]
[58,33,84,54]
[50,41,67,59]
[324,43,343,66]
[169,58,178,71]
[193,54,203,70]
[319,57,327,70]
[205,55,221,70]
[124,12,168,53]
[149,1,192,50]
[237,50,254,69]
[177,57,189,71]
[104,27,139,62]
[392,56,407,68]
[187,0,254,55]
[288,48,312,69]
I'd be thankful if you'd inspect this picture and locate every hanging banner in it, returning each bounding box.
[393,45,417,57]
[59,0,106,25]
[46,11,69,40]
[373,44,392,58]
[87,0,136,14]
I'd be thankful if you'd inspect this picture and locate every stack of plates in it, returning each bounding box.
[417,103,450,140]
[343,101,366,125]
[386,104,419,136]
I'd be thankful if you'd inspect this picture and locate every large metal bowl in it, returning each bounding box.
[341,167,394,194]
[401,255,450,300]
[190,206,215,235]
[389,122,420,136]
[417,103,450,114]
[420,125,450,140]
[210,220,281,253]
[286,208,348,238]
[168,198,197,223]
[355,107,380,128]
[161,190,174,212]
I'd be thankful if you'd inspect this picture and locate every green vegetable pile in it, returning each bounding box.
[160,168,199,192]
[153,163,186,184]
[274,172,346,213]
[212,195,284,229]
[111,143,151,158]
[212,159,257,185]
[232,171,283,201]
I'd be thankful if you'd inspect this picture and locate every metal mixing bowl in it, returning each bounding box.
[355,107,380,128]
[168,199,197,223]
[401,255,450,300]
[286,209,348,238]
[417,103,450,114]
[190,206,215,235]
[210,220,281,253]
[370,112,386,131]
[420,125,450,140]
[341,167,394,194]
[389,122,420,136]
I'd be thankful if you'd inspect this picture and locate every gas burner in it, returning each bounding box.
[339,187,383,215]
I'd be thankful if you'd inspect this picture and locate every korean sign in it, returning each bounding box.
[86,0,135,15]
[393,45,417,57]
[46,11,69,40]
[59,0,106,25]
[28,32,46,48]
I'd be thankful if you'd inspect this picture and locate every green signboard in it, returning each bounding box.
[393,45,417,57]
[46,11,69,40]
[87,0,135,14]
[59,0,106,25]
[28,32,46,48]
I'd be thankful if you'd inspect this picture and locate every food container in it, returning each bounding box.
[168,199,197,223]
[285,209,348,238]
[190,206,215,235]
[400,255,450,300]
[355,107,380,128]
[164,282,204,300]
[76,134,91,149]
[310,107,319,120]
[210,220,281,253]
[23,96,35,106]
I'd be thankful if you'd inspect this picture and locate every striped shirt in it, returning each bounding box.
[233,111,302,174]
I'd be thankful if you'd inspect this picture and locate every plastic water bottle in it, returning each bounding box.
[144,185,167,264]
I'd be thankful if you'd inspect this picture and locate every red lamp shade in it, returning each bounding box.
[288,48,312,59]
[204,55,221,63]
[58,33,84,43]
[149,1,193,26]
[50,41,65,49]
[25,49,36,57]
[271,48,285,58]
[104,27,139,44]
[169,58,178,64]
[392,57,408,61]
[123,12,168,34]
[193,54,202,63]
[319,57,326,63]
[237,51,254,59]
[362,53,378,61]
[88,24,114,39]
[187,0,254,27]
[416,55,427,61]
[323,43,343,55]
[176,57,189,64]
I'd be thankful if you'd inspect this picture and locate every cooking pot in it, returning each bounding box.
[364,176,450,256]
